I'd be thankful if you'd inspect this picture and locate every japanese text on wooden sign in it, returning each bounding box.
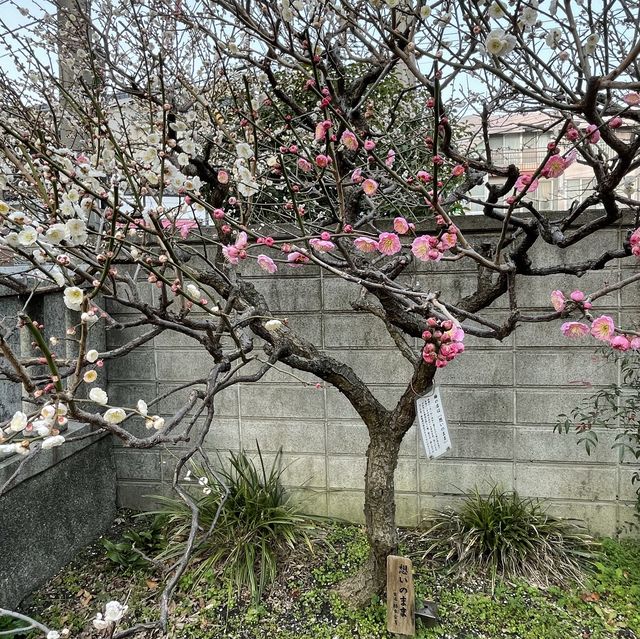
[416,386,450,459]
[387,555,415,636]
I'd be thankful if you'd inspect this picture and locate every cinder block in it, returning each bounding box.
[514,427,618,463]
[107,350,156,381]
[515,464,617,501]
[516,389,593,424]
[323,314,397,349]
[328,457,365,490]
[443,426,514,461]
[515,351,617,387]
[529,230,618,269]
[286,488,328,517]
[239,385,325,419]
[322,277,365,311]
[544,501,619,536]
[395,494,420,527]
[327,349,414,385]
[117,481,167,511]
[437,350,513,387]
[327,490,365,523]
[108,382,157,410]
[619,469,640,502]
[105,324,155,351]
[440,387,514,424]
[419,460,513,494]
[248,277,321,312]
[202,418,241,451]
[114,449,161,481]
[241,419,326,454]
[157,349,213,381]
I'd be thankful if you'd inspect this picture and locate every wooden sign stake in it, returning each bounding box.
[386,555,415,636]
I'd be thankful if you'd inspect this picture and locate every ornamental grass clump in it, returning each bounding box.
[417,486,599,591]
[154,447,314,604]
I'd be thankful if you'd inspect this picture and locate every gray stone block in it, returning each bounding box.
[437,350,514,387]
[323,314,397,349]
[440,387,514,424]
[114,449,161,481]
[0,436,116,608]
[515,351,617,387]
[419,460,513,494]
[241,419,326,454]
[248,277,322,312]
[442,426,514,461]
[515,464,617,501]
[239,385,325,419]
[107,349,156,381]
[514,427,618,463]
[327,490,365,523]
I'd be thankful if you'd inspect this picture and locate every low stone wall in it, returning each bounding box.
[0,425,116,608]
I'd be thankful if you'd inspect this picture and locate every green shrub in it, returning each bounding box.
[102,516,166,569]
[417,486,599,590]
[154,446,314,604]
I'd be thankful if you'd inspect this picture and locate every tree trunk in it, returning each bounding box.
[336,428,402,606]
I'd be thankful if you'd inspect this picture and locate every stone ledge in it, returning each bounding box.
[0,422,107,494]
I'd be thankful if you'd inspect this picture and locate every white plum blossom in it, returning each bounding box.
[46,632,60,639]
[89,387,108,405]
[137,400,148,416]
[63,286,84,311]
[145,415,165,430]
[484,29,517,56]
[86,349,99,363]
[9,411,28,432]
[487,2,506,19]
[41,435,65,449]
[545,27,562,48]
[93,600,128,629]
[17,226,38,246]
[235,142,254,159]
[265,319,284,333]
[103,407,127,424]
[520,6,538,27]
[584,33,599,55]
[186,283,201,298]
[45,223,68,244]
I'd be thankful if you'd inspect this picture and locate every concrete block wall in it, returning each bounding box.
[102,217,639,535]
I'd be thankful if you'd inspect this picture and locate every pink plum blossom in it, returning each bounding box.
[515,174,539,193]
[364,139,376,151]
[297,158,313,172]
[570,290,585,302]
[315,154,331,168]
[623,92,640,106]
[354,237,379,253]
[585,124,601,144]
[287,251,310,266]
[551,290,566,311]
[309,238,336,252]
[385,149,396,167]
[257,254,277,273]
[590,315,616,341]
[393,217,410,234]
[351,168,363,184]
[362,179,378,195]
[451,164,465,177]
[340,130,359,151]
[630,337,640,350]
[377,232,401,255]
[610,334,630,351]
[561,322,590,338]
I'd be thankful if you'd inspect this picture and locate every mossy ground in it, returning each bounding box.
[8,514,640,639]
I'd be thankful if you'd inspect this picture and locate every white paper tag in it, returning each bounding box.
[417,386,451,459]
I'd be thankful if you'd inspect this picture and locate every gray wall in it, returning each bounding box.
[108,216,640,536]
[0,427,116,608]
